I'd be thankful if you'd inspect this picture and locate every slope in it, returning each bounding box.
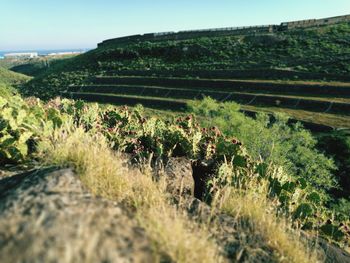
[23,22,350,99]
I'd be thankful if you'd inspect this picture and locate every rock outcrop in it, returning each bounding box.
[0,168,154,263]
[0,165,349,263]
[164,157,194,198]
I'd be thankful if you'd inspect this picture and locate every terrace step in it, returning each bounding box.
[91,76,350,97]
[62,92,347,132]
[100,69,350,82]
[241,105,350,130]
[68,84,350,103]
[61,92,187,110]
[67,85,350,115]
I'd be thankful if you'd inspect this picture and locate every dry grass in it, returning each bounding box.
[219,188,322,263]
[39,127,223,263]
[39,126,324,263]
[39,127,131,200]
[141,205,222,262]
[242,105,350,129]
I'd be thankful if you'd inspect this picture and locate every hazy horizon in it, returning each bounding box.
[0,48,91,53]
[1,0,350,50]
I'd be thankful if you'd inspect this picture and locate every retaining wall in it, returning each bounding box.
[92,76,350,97]
[98,14,350,47]
[104,69,350,82]
[282,14,350,29]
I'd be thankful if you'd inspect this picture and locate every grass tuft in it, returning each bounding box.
[220,189,322,263]
[39,127,223,263]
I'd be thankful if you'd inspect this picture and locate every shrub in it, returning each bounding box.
[2,95,348,245]
[188,97,337,197]
[0,95,68,164]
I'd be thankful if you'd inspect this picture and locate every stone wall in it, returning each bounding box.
[282,14,350,29]
[98,25,274,47]
[98,14,350,47]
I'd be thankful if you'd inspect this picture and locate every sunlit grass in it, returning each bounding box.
[39,127,223,263]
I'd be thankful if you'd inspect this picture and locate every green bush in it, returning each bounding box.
[1,95,348,244]
[317,130,350,198]
[0,96,68,164]
[188,98,350,244]
[187,97,337,198]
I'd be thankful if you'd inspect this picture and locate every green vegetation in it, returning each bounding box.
[188,98,337,195]
[40,127,223,263]
[94,23,350,75]
[64,76,350,117]
[0,96,67,164]
[241,105,350,129]
[188,98,350,225]
[23,22,350,99]
[0,94,326,262]
[39,126,318,262]
[0,67,31,86]
[0,67,31,97]
[63,76,350,129]
[18,24,350,134]
[0,55,77,77]
[4,21,350,259]
[1,95,349,250]
[317,130,350,200]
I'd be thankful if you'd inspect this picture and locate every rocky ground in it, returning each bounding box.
[0,168,154,263]
[0,159,349,263]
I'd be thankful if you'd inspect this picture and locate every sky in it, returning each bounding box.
[1,0,350,51]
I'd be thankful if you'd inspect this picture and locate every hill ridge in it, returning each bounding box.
[99,14,350,46]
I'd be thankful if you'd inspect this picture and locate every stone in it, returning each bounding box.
[318,238,350,263]
[164,157,194,198]
[0,168,154,263]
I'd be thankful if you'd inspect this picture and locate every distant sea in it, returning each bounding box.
[0,49,91,59]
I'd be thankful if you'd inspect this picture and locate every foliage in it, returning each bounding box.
[188,97,337,196]
[0,95,68,164]
[316,130,350,198]
[0,83,16,98]
[43,100,304,220]
[219,190,320,263]
[330,199,350,222]
[0,56,76,77]
[0,67,31,86]
[38,127,223,263]
[315,130,350,230]
[188,97,350,244]
[24,23,350,99]
[1,95,349,245]
[0,67,31,100]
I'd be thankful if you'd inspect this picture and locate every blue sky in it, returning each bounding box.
[1,0,349,50]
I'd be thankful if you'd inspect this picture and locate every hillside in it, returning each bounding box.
[23,22,350,98]
[3,2,350,261]
[0,67,31,96]
[1,95,350,262]
[0,67,31,86]
[0,55,76,77]
[19,23,350,128]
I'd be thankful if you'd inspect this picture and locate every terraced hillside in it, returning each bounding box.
[62,73,350,129]
[24,21,350,129]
